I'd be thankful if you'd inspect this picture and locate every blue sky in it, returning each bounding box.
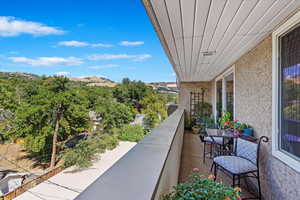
[0,0,175,82]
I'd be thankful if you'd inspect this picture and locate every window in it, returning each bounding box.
[279,25,300,160]
[273,11,300,172]
[225,73,234,115]
[214,67,235,122]
[216,80,223,119]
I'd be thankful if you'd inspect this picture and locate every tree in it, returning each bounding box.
[140,93,167,128]
[119,124,145,142]
[95,100,135,130]
[11,76,90,168]
[113,78,152,109]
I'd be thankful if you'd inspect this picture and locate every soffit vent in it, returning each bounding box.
[202,51,216,56]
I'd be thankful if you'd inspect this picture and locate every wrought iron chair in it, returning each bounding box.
[213,136,269,200]
[199,134,224,163]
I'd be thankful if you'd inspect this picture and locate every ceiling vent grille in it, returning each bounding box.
[202,51,216,56]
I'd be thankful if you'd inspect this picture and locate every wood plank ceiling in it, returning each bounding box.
[142,0,300,82]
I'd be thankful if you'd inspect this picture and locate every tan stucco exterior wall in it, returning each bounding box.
[177,34,299,200]
[234,36,300,200]
[178,82,212,119]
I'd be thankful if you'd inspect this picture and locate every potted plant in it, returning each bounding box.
[219,111,233,130]
[162,168,241,200]
[192,121,203,134]
[242,124,253,136]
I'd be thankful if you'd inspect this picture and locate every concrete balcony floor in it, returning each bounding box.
[179,131,255,199]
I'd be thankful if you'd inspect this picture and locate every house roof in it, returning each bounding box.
[142,0,300,82]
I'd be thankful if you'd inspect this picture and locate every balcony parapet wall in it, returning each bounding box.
[75,108,185,200]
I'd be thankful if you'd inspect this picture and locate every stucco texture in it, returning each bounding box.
[234,36,300,200]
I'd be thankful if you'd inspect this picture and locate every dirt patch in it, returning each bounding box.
[0,144,47,172]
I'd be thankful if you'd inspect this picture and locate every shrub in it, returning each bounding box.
[119,124,145,142]
[63,133,119,169]
[163,170,241,200]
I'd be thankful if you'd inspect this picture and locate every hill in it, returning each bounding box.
[0,72,39,80]
[69,76,117,87]
[0,72,117,87]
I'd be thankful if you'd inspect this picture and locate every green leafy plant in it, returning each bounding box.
[162,170,241,200]
[219,111,233,129]
[63,133,118,169]
[119,124,145,142]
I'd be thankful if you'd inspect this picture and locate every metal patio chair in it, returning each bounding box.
[199,134,224,163]
[213,136,269,200]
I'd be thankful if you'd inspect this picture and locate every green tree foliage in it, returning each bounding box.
[119,124,145,142]
[113,78,152,109]
[160,93,178,104]
[0,74,168,168]
[10,77,90,166]
[63,133,118,169]
[140,93,167,128]
[95,100,135,130]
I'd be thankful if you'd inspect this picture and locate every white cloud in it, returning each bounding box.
[119,41,144,46]
[58,41,89,47]
[0,16,64,37]
[9,56,83,66]
[91,43,113,48]
[55,71,70,76]
[87,54,151,61]
[58,40,112,48]
[170,72,176,76]
[89,64,119,69]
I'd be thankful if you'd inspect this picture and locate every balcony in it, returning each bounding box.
[74,109,255,200]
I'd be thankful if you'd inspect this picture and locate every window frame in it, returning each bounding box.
[213,66,235,122]
[272,11,300,173]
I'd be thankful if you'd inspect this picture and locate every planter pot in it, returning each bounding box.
[243,128,253,136]
[192,127,200,134]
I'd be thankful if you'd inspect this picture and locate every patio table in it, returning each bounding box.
[206,129,258,156]
[206,129,239,157]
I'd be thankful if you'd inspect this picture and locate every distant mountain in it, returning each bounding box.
[69,76,117,87]
[0,72,39,80]
[148,82,178,90]
[0,72,117,87]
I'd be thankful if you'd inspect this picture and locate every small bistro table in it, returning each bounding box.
[206,128,257,156]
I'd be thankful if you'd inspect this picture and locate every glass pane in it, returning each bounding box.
[216,80,222,119]
[279,25,300,160]
[226,74,234,116]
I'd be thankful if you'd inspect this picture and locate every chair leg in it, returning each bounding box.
[203,142,206,163]
[210,162,214,172]
[232,174,235,187]
[257,171,262,200]
[210,143,213,158]
[214,163,217,181]
[238,175,241,187]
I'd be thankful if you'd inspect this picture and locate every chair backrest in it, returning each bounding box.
[236,138,258,165]
[236,136,269,166]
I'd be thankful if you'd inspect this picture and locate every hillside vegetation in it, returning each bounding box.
[0,74,169,169]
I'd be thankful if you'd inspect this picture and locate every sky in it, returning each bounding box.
[0,0,175,83]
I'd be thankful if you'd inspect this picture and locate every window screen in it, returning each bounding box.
[279,25,300,160]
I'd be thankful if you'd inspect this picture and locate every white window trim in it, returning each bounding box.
[272,10,300,173]
[214,66,235,122]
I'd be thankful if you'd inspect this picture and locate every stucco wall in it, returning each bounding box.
[234,36,300,200]
[178,82,212,119]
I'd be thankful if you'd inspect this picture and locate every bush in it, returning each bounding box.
[119,124,145,142]
[63,133,119,169]
[163,170,241,200]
